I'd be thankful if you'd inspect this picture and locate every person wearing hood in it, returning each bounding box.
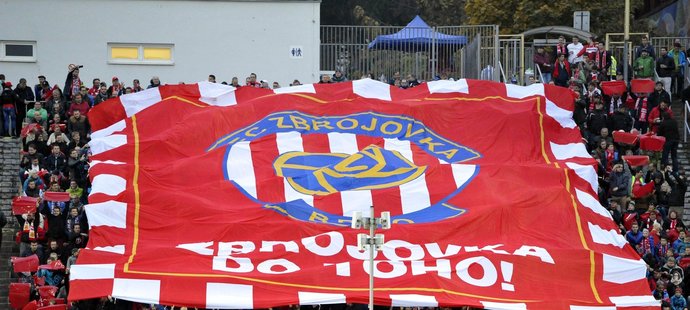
[332,70,348,83]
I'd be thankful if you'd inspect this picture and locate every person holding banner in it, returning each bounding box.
[634,92,651,133]
[658,111,680,172]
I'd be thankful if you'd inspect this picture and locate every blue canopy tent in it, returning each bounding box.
[367,16,467,50]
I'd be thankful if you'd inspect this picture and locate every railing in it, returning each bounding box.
[685,100,689,143]
[536,63,544,83]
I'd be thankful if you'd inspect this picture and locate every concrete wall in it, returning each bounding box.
[0,0,320,88]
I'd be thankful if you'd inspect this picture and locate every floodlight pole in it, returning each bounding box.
[368,205,375,310]
[351,207,390,310]
[623,0,630,84]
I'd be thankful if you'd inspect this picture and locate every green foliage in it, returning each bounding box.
[465,0,647,36]
[321,0,467,26]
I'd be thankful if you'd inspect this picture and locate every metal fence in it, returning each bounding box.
[320,25,499,82]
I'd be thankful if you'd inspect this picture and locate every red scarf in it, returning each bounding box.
[605,149,615,172]
[556,44,567,56]
[640,237,652,255]
[658,243,669,258]
[636,97,648,122]
[671,219,677,230]
[596,50,607,69]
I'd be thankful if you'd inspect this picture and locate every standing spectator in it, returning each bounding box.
[553,54,570,87]
[34,75,48,100]
[586,101,608,137]
[610,104,634,132]
[657,48,676,94]
[17,212,47,256]
[594,42,611,80]
[648,82,671,115]
[635,36,655,59]
[1,83,18,137]
[63,64,82,101]
[208,74,216,83]
[567,36,584,65]
[230,77,241,88]
[664,209,686,243]
[79,86,93,106]
[246,73,260,88]
[668,43,687,96]
[648,99,673,134]
[658,111,680,172]
[93,84,109,106]
[634,92,651,133]
[577,37,598,62]
[132,79,143,92]
[272,81,281,89]
[533,46,552,83]
[626,222,644,247]
[552,36,568,60]
[46,88,67,115]
[148,76,161,89]
[107,77,123,98]
[87,78,100,97]
[634,50,654,79]
[14,78,34,132]
[332,70,348,83]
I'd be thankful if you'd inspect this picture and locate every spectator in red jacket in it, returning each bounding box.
[67,93,90,117]
[648,100,673,134]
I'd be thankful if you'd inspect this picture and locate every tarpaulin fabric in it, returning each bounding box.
[42,192,70,202]
[632,181,655,198]
[631,79,655,93]
[600,81,627,96]
[639,134,666,152]
[38,260,65,271]
[613,131,639,145]
[38,286,58,300]
[69,80,657,309]
[12,255,40,273]
[12,197,38,215]
[9,283,31,309]
[623,155,650,167]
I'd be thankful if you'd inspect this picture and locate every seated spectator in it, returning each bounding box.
[27,101,48,122]
[319,74,333,84]
[67,131,86,150]
[66,180,83,200]
[67,109,89,139]
[45,88,66,113]
[23,178,41,198]
[626,222,644,247]
[47,125,69,146]
[673,230,688,255]
[66,223,88,253]
[44,144,67,175]
[67,93,90,117]
[36,257,64,287]
[45,240,67,265]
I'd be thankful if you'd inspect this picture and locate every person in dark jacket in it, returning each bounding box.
[586,100,608,137]
[533,46,552,83]
[648,82,671,113]
[63,64,82,101]
[553,53,570,87]
[13,78,34,133]
[45,144,67,175]
[34,75,47,100]
[658,111,680,172]
[610,105,634,132]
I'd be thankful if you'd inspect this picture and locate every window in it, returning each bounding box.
[0,41,36,62]
[108,43,174,65]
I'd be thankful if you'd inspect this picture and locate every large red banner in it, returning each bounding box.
[70,80,657,309]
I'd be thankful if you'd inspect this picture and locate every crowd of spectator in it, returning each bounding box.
[0,42,688,308]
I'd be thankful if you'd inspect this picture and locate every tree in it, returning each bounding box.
[321,0,467,26]
[465,0,647,36]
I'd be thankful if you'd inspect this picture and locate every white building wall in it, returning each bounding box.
[0,0,320,88]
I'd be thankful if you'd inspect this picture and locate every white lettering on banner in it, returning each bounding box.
[178,231,552,291]
[411,259,452,279]
[256,259,300,274]
[303,232,344,256]
[456,257,498,287]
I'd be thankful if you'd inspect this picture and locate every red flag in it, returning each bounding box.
[69,81,657,309]
[22,300,39,310]
[39,260,66,271]
[37,305,67,310]
[633,181,655,198]
[9,283,31,310]
[42,192,70,202]
[21,123,43,138]
[34,275,45,286]
[613,131,639,145]
[38,286,58,300]
[12,197,38,215]
[623,155,650,167]
[631,79,655,93]
[11,255,39,273]
[600,81,627,96]
[639,134,665,152]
